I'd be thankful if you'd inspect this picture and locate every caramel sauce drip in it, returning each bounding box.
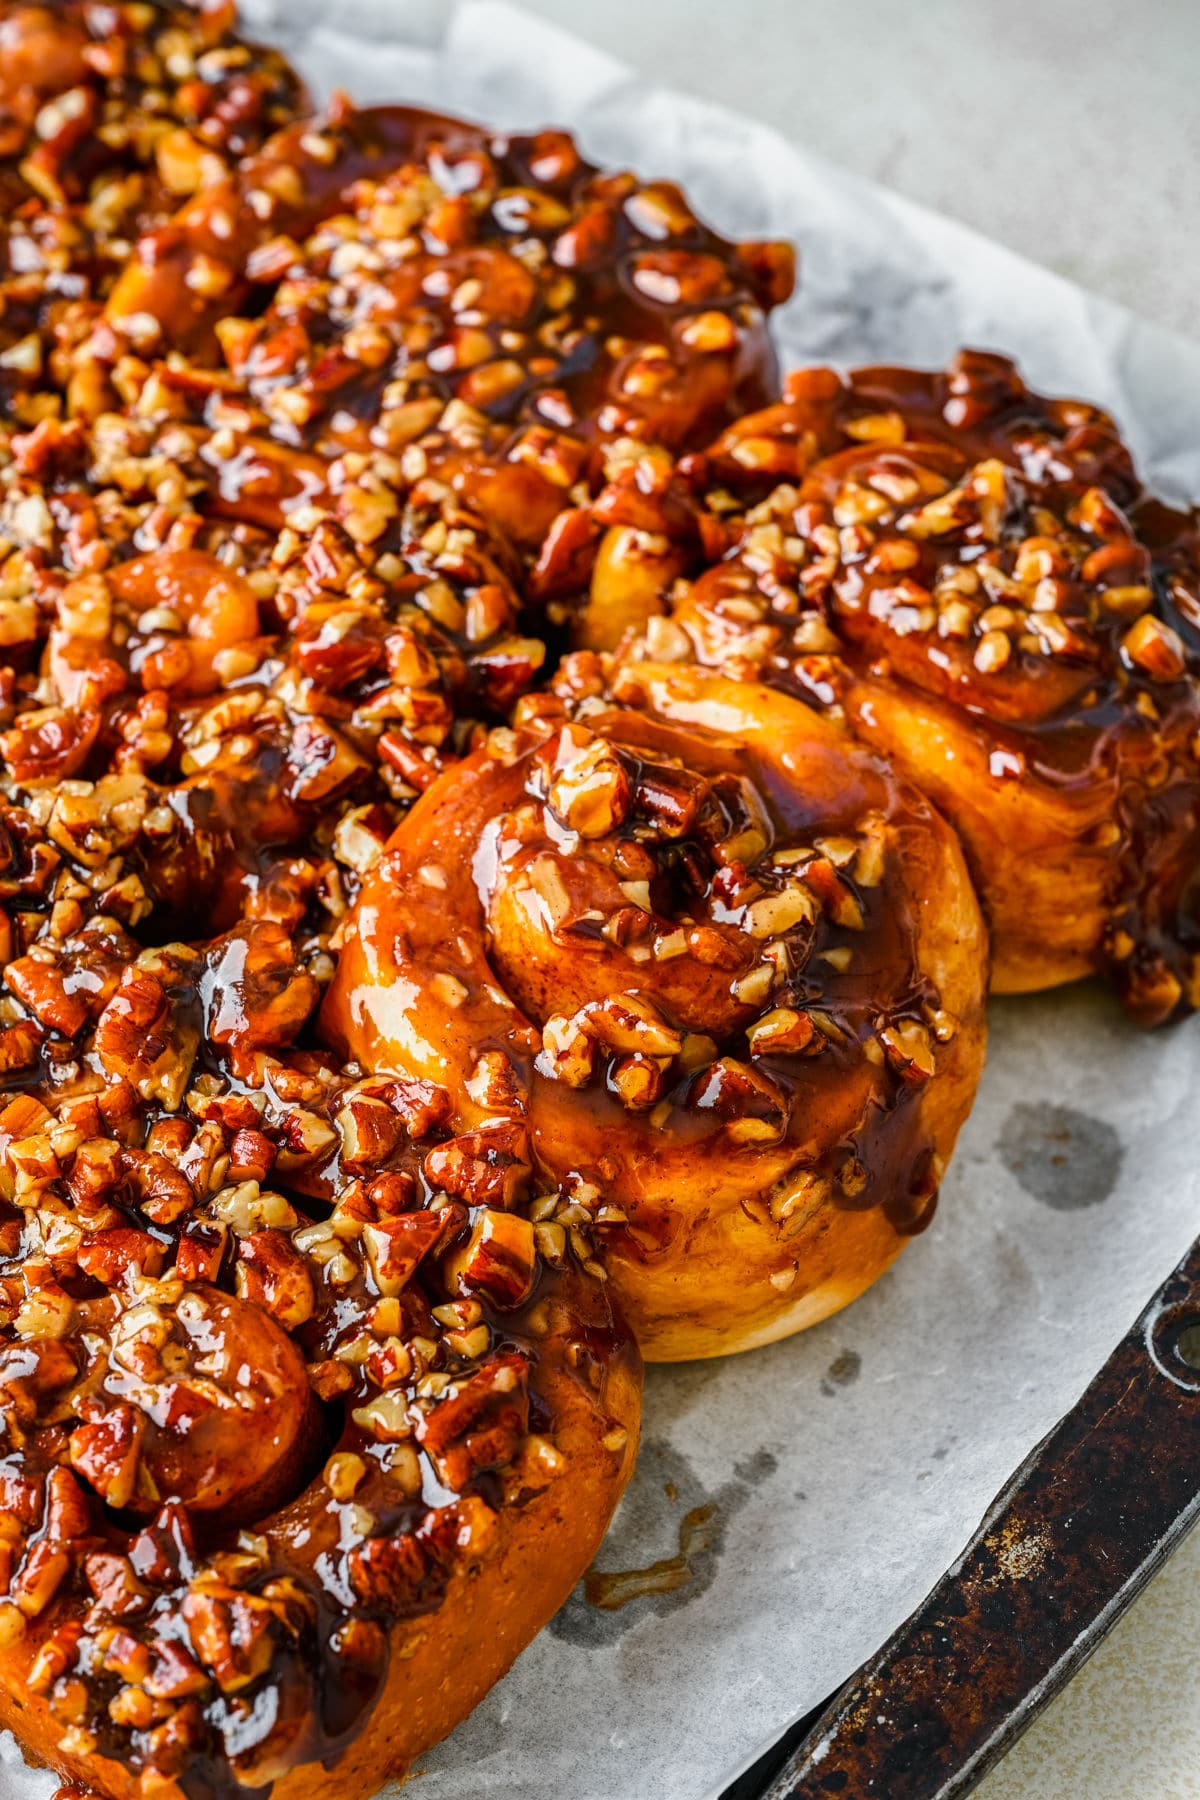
[584,1503,717,1611]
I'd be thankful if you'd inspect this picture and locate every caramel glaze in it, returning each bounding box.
[0,1,306,391]
[584,1500,716,1611]
[96,97,795,563]
[105,97,794,424]
[0,762,639,1799]
[605,350,1200,1023]
[324,663,987,1360]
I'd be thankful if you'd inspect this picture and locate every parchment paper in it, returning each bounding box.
[6,6,1200,1798]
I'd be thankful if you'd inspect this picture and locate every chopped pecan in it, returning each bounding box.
[5,953,93,1037]
[634,763,710,838]
[877,1018,937,1085]
[69,1404,146,1510]
[445,1209,536,1309]
[464,1050,526,1114]
[573,992,683,1058]
[415,1353,530,1491]
[746,1006,817,1056]
[235,1230,314,1329]
[227,1127,276,1183]
[182,1584,277,1694]
[362,1211,448,1298]
[138,1699,206,1780]
[44,1466,92,1543]
[284,716,369,804]
[92,966,198,1109]
[205,922,319,1055]
[13,1469,90,1616]
[0,707,99,786]
[423,1122,531,1209]
[347,1531,431,1615]
[143,1638,210,1701]
[334,1092,406,1170]
[688,1055,789,1145]
[0,1021,40,1074]
[127,1501,197,1591]
[84,1549,150,1618]
[175,1222,229,1285]
[121,1149,196,1226]
[609,1053,665,1111]
[546,728,631,838]
[77,1227,166,1287]
[359,1169,419,1218]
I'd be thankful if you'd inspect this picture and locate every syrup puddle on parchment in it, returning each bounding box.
[583,1503,718,1611]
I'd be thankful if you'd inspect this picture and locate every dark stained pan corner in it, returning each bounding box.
[723,1233,1200,1800]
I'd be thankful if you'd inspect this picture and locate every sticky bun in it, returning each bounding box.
[52,92,796,796]
[0,531,639,1797]
[0,1014,638,1797]
[324,662,987,1359]
[100,95,795,538]
[598,352,1200,1023]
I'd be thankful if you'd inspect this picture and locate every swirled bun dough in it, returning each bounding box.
[324,664,988,1360]
[647,352,1200,1024]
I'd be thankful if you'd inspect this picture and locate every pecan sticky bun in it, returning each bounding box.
[0,1015,639,1795]
[0,619,639,1796]
[603,352,1200,1024]
[44,93,797,804]
[102,95,793,429]
[96,96,794,549]
[324,663,987,1360]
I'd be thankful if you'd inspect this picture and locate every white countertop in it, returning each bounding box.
[512,0,1200,339]
[509,3,1200,1795]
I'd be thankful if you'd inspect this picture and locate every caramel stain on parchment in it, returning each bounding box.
[820,1349,862,1395]
[549,1439,776,1647]
[584,1502,718,1611]
[998,1101,1121,1210]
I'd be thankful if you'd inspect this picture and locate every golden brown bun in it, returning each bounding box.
[615,351,1200,1025]
[837,674,1108,993]
[324,664,988,1360]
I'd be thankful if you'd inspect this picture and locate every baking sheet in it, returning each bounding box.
[7,5,1200,1797]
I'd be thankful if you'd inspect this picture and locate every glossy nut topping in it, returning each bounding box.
[0,897,636,1789]
[0,0,307,395]
[86,98,793,622]
[81,1281,317,1521]
[103,100,794,455]
[0,421,550,924]
[593,352,1200,1024]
